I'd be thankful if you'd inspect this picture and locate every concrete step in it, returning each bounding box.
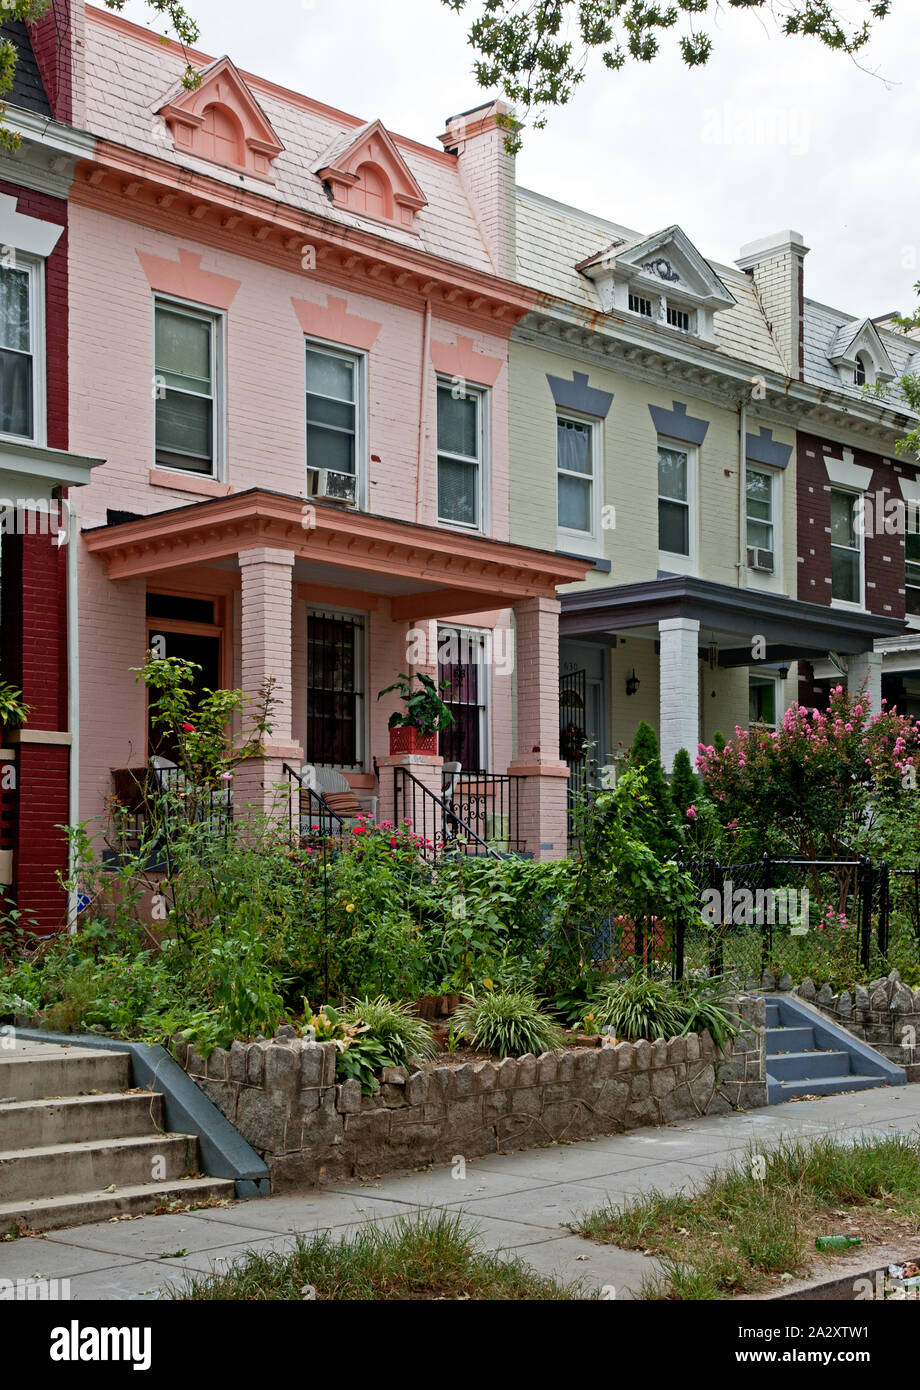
[0,1049,132,1102]
[772,1074,887,1100]
[766,1025,816,1054]
[0,1092,164,1149]
[766,1049,852,1081]
[765,1004,782,1026]
[0,1175,236,1235]
[0,1133,197,1203]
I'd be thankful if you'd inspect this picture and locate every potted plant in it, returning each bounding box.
[0,682,29,745]
[377,672,454,756]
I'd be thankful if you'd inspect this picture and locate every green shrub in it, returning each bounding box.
[452,988,566,1057]
[593,971,685,1040]
[341,996,437,1065]
[669,747,700,820]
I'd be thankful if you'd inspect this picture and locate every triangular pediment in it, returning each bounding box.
[827,317,896,382]
[578,225,735,311]
[316,119,427,229]
[157,56,284,181]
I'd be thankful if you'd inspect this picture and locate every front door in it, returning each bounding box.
[147,608,223,762]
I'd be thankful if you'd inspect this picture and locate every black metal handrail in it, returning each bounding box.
[441,770,522,853]
[394,765,502,861]
[283,762,347,845]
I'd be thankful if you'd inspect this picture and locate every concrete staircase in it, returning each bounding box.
[765,995,907,1103]
[0,1039,235,1233]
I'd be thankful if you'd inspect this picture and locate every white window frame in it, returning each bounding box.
[0,252,45,447]
[829,486,865,610]
[665,302,693,334]
[436,623,491,772]
[749,673,779,731]
[628,291,655,319]
[657,435,697,574]
[556,411,602,548]
[745,464,783,588]
[305,604,368,773]
[304,337,368,509]
[436,376,489,534]
[153,294,225,481]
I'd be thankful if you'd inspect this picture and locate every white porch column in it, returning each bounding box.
[658,617,700,771]
[234,548,303,818]
[847,647,883,716]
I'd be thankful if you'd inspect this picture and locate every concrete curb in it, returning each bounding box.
[13,1028,269,1199]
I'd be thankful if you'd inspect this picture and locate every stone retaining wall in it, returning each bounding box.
[172,996,767,1190]
[793,970,920,1081]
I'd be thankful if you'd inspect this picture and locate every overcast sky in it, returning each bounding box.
[114,0,919,319]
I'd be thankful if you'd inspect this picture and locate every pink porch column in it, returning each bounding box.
[234,548,303,820]
[508,596,568,860]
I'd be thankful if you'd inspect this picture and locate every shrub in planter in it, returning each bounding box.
[377,672,453,756]
[453,988,566,1058]
[593,972,685,1042]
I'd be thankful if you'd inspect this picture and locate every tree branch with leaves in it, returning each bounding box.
[442,0,893,149]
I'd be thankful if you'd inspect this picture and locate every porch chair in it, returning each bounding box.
[299,766,377,828]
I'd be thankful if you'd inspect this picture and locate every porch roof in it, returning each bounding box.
[560,575,905,659]
[82,487,591,616]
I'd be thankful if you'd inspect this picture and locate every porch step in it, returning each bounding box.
[765,1047,851,1081]
[0,1092,165,1148]
[0,1176,235,1235]
[0,1039,235,1233]
[764,995,906,1103]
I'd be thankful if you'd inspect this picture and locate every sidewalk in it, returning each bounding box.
[3,1084,919,1300]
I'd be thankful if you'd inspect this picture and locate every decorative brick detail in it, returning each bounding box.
[178,998,767,1190]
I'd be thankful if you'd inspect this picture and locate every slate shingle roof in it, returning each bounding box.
[515,187,787,374]
[804,299,918,415]
[83,11,494,274]
[0,20,51,117]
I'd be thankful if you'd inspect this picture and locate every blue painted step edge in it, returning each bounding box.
[764,996,906,1105]
[14,1027,269,1199]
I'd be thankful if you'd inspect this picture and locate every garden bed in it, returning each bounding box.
[172,996,766,1191]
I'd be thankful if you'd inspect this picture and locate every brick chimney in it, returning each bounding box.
[27,0,86,126]
[736,230,809,380]
[438,100,517,279]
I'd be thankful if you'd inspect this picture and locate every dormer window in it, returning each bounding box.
[827,318,895,392]
[315,120,427,231]
[157,56,284,182]
[854,353,869,386]
[577,225,736,345]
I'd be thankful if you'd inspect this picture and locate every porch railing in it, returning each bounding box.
[394,766,504,861]
[283,763,347,846]
[109,764,233,851]
[441,771,522,854]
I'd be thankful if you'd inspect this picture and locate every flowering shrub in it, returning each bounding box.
[697,686,920,861]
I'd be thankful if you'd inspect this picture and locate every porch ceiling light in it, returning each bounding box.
[625,669,640,697]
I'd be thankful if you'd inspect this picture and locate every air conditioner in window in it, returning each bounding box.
[311,468,357,505]
[746,546,774,574]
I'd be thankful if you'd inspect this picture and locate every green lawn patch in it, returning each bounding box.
[176,1211,586,1301]
[573,1131,920,1299]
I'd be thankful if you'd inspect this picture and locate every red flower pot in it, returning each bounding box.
[389,726,437,756]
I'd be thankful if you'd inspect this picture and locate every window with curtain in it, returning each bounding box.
[830,488,862,604]
[155,301,218,474]
[437,382,483,528]
[746,467,775,560]
[306,345,358,476]
[658,443,690,555]
[557,416,595,534]
[0,263,34,440]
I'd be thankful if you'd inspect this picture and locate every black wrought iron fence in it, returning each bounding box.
[584,853,895,983]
